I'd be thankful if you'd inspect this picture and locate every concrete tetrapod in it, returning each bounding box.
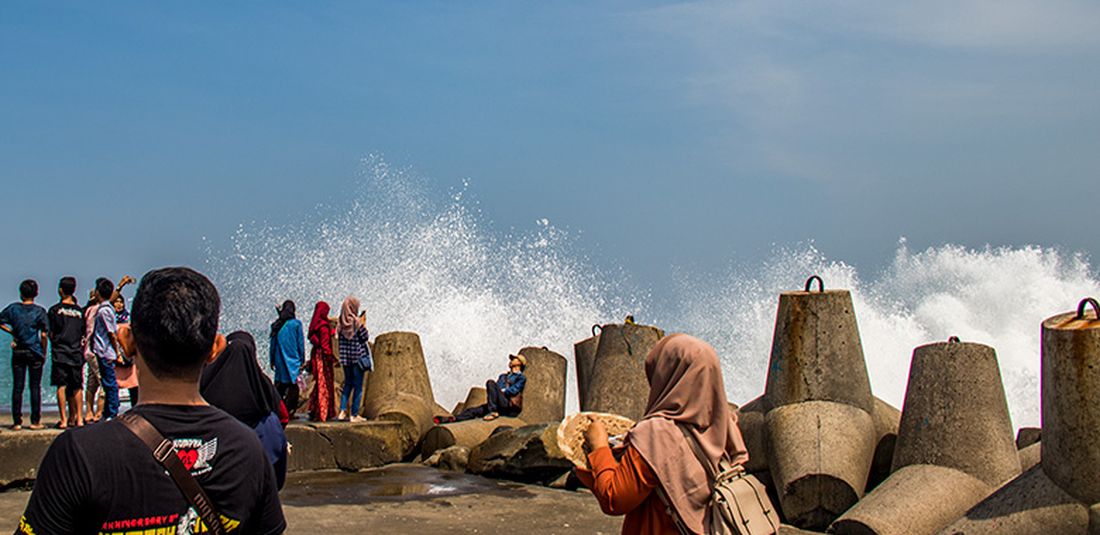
[831,340,1020,535]
[364,331,435,408]
[866,397,901,492]
[937,466,1088,534]
[574,326,600,410]
[463,386,488,411]
[420,417,527,457]
[584,322,664,420]
[1041,299,1100,504]
[517,346,567,423]
[763,278,876,530]
[363,392,435,459]
[937,299,1100,534]
[736,396,770,474]
[359,331,436,455]
[766,400,876,530]
[764,281,873,413]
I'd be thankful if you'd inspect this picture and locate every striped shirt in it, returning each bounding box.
[338,325,372,369]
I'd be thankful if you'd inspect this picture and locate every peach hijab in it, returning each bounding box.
[627,334,749,534]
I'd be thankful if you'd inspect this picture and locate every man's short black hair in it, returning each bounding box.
[95,278,114,300]
[19,279,38,300]
[131,267,220,379]
[58,277,76,297]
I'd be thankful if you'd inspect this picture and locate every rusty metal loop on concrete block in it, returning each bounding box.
[1076,298,1100,320]
[947,336,961,343]
[591,324,602,337]
[804,275,825,293]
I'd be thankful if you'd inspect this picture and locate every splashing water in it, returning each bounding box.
[205,157,642,410]
[205,158,1098,428]
[675,240,1099,428]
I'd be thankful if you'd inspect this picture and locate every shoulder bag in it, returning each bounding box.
[657,424,779,535]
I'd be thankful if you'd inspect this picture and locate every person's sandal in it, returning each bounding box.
[28,423,45,431]
[483,412,499,421]
[8,424,22,431]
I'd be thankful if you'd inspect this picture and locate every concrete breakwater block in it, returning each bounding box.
[936,465,1089,534]
[891,341,1020,486]
[766,400,876,530]
[867,397,901,492]
[584,322,664,419]
[1017,442,1041,472]
[0,428,63,487]
[737,395,899,487]
[517,346,568,423]
[736,396,770,474]
[467,423,573,485]
[831,464,993,535]
[365,331,435,408]
[831,340,1020,535]
[360,331,437,457]
[1016,427,1041,450]
[420,417,526,457]
[285,421,404,472]
[364,393,435,458]
[463,387,487,412]
[573,328,600,409]
[1041,301,1100,504]
[764,284,873,413]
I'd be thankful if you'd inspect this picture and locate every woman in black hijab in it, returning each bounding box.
[201,331,288,489]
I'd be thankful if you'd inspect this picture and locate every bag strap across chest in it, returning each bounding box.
[116,412,227,535]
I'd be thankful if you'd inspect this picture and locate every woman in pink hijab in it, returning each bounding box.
[578,334,749,534]
[336,296,372,422]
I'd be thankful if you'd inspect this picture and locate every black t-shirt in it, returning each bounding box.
[17,404,286,535]
[47,302,85,367]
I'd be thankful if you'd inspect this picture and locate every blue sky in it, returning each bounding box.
[3,1,1099,303]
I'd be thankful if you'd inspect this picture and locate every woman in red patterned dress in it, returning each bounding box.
[306,301,338,421]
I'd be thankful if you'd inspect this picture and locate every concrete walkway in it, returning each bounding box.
[0,464,623,534]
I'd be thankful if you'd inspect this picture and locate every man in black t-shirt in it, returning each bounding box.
[47,276,86,428]
[17,267,286,535]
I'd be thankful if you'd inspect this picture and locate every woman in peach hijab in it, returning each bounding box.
[578,334,749,534]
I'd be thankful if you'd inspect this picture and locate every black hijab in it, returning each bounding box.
[270,300,296,338]
[201,331,280,428]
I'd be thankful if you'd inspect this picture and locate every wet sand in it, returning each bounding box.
[0,464,622,534]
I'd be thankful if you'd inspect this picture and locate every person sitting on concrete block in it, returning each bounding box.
[436,354,527,423]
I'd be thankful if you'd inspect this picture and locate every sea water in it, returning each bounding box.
[200,157,1099,429]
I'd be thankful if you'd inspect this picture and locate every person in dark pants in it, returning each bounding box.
[47,277,86,429]
[269,300,304,417]
[438,354,527,423]
[91,277,124,420]
[0,280,50,430]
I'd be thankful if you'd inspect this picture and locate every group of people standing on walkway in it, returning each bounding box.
[1,275,136,430]
[266,296,374,423]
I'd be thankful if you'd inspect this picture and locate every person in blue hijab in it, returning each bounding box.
[269,300,304,419]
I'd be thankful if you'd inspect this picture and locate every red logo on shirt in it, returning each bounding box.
[171,438,218,476]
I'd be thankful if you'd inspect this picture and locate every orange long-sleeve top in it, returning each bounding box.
[575,445,680,535]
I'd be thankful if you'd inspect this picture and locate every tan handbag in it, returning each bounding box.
[658,424,779,535]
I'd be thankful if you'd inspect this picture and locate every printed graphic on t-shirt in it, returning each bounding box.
[172,437,218,476]
[19,511,242,535]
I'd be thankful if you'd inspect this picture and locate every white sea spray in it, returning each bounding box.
[205,157,1099,427]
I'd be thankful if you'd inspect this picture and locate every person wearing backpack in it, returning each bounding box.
[577,334,754,535]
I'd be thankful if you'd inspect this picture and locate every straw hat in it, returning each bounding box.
[509,353,527,368]
[557,412,636,469]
